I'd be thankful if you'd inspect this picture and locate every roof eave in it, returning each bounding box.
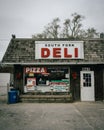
[1,62,104,65]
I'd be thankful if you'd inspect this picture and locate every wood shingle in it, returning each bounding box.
[2,38,104,64]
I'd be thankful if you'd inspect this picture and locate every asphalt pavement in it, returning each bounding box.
[0,95,104,130]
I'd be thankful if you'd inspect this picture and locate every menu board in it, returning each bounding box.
[26,78,36,91]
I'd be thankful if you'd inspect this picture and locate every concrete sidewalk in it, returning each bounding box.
[0,100,104,130]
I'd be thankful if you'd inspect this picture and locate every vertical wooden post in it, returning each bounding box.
[7,83,9,93]
[7,83,9,104]
[103,69,104,102]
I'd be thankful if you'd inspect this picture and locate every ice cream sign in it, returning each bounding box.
[35,41,84,59]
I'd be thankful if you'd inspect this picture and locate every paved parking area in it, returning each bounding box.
[0,87,104,130]
[0,95,104,130]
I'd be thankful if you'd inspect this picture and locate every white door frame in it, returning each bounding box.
[80,71,95,101]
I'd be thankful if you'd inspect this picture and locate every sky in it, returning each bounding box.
[0,0,104,61]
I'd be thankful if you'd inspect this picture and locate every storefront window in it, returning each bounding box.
[24,67,70,92]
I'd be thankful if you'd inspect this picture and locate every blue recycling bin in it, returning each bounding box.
[8,90,19,104]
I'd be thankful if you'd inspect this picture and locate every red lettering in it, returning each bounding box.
[25,67,30,73]
[25,67,46,73]
[64,48,72,58]
[33,68,37,73]
[41,48,50,58]
[41,47,79,59]
[75,48,78,58]
[53,48,61,58]
[36,68,40,73]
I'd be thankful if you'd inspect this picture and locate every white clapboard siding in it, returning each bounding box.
[0,73,10,86]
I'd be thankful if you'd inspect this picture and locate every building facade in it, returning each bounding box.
[2,37,104,101]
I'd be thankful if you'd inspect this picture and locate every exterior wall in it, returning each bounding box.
[94,65,103,100]
[70,66,81,101]
[14,65,23,93]
[103,69,104,101]
[70,65,104,101]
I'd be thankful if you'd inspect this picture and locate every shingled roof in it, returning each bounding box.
[2,38,104,65]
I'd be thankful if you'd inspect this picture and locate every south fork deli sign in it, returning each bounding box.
[35,41,84,59]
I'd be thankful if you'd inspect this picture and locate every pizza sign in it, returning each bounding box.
[25,67,47,74]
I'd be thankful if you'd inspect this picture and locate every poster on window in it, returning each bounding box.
[26,78,36,91]
[50,79,69,92]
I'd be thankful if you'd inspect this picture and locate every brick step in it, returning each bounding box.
[20,94,73,103]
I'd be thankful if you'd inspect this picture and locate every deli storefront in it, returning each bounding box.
[2,38,104,101]
[18,64,100,101]
[21,41,84,101]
